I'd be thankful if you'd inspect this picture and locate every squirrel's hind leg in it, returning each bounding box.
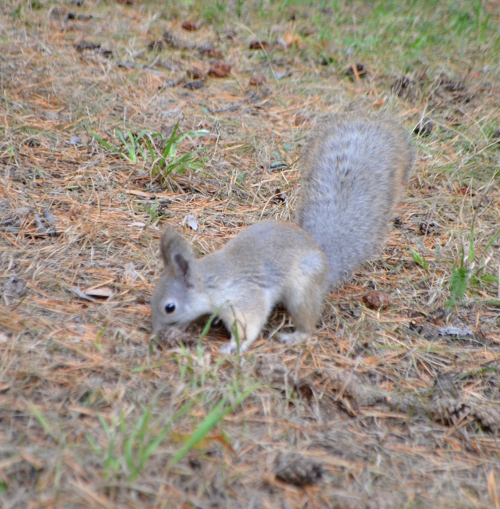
[279,277,326,346]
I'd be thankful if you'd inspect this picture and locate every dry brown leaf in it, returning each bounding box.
[278,34,299,49]
[294,113,309,126]
[170,431,235,453]
[84,286,114,299]
[372,97,386,108]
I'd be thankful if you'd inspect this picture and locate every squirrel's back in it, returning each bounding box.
[296,113,415,287]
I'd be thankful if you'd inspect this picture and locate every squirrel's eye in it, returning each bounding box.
[165,303,176,314]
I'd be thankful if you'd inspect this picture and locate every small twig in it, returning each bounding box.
[206,102,244,114]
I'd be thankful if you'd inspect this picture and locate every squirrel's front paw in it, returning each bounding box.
[279,331,309,345]
[219,342,238,355]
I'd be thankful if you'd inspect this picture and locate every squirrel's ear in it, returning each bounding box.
[159,227,195,282]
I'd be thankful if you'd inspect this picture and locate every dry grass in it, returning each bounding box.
[1,0,500,508]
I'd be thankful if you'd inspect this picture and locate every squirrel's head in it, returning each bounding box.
[151,227,206,335]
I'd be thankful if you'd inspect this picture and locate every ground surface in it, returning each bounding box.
[1,1,500,508]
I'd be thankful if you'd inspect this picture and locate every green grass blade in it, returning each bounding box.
[85,434,102,454]
[163,123,180,159]
[163,152,193,176]
[116,130,135,163]
[233,322,240,354]
[136,408,151,450]
[198,305,223,360]
[126,129,137,161]
[170,129,208,158]
[28,403,57,442]
[89,130,123,158]
[479,274,499,283]
[136,140,147,160]
[199,305,222,343]
[175,129,210,146]
[168,386,255,468]
[482,230,500,257]
[469,223,475,263]
[129,399,196,480]
[168,398,226,468]
[119,411,127,436]
[144,136,156,162]
[98,413,111,438]
[124,434,136,472]
[410,247,428,271]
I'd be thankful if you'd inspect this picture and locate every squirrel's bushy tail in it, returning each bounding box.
[296,113,415,287]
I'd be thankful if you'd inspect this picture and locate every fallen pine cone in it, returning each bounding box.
[275,454,323,487]
[186,68,205,79]
[181,20,201,31]
[208,61,231,77]
[249,40,269,50]
[362,290,391,310]
[249,73,266,86]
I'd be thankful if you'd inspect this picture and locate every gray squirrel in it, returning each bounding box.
[151,113,415,354]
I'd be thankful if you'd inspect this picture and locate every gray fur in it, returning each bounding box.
[151,113,415,353]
